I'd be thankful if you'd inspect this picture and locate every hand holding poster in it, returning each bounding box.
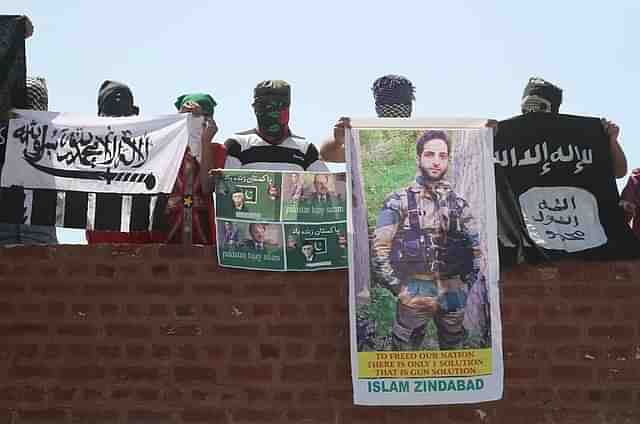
[347,119,502,405]
[215,169,348,271]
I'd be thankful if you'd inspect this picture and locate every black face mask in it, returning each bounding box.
[100,91,139,117]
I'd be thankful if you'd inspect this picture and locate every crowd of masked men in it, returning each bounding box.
[1,15,639,259]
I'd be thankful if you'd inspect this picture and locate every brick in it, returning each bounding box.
[550,366,593,382]
[57,324,96,337]
[105,323,151,338]
[598,365,639,382]
[9,366,53,379]
[96,345,121,359]
[242,282,286,297]
[315,343,338,360]
[67,344,93,359]
[234,409,281,423]
[0,302,15,316]
[160,324,202,337]
[137,282,183,296]
[126,344,146,360]
[15,344,39,359]
[588,325,635,340]
[530,324,580,341]
[177,344,198,360]
[340,408,386,424]
[51,387,76,402]
[126,304,143,317]
[127,410,174,424]
[505,366,540,380]
[287,408,333,423]
[22,386,46,402]
[152,345,171,360]
[174,366,216,383]
[245,388,268,403]
[82,388,104,401]
[228,365,272,382]
[259,344,280,360]
[100,304,119,316]
[252,303,274,318]
[71,410,119,424]
[149,304,169,317]
[268,323,312,338]
[203,345,225,360]
[112,367,159,381]
[135,388,160,401]
[64,263,90,278]
[95,264,116,278]
[71,304,91,318]
[201,304,217,317]
[192,283,232,295]
[181,408,225,423]
[84,283,128,296]
[212,324,259,337]
[0,323,48,337]
[306,303,326,317]
[31,282,76,295]
[285,343,311,359]
[17,409,66,424]
[151,264,171,278]
[59,366,105,381]
[0,282,25,294]
[282,363,328,383]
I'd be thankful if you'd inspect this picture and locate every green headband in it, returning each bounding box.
[174,93,217,116]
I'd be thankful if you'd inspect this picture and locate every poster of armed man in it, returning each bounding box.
[215,169,348,271]
[346,119,502,405]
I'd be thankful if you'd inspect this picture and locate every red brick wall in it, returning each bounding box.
[0,245,638,424]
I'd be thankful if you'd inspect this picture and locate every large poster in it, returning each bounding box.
[0,110,190,230]
[347,119,502,405]
[215,169,348,271]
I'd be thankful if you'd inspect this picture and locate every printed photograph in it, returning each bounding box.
[217,220,285,270]
[282,172,347,222]
[215,170,282,221]
[284,223,348,270]
[355,129,492,352]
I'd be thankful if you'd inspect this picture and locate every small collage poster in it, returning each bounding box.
[215,170,348,271]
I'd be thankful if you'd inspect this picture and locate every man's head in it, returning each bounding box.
[290,173,301,184]
[372,75,415,118]
[232,191,245,210]
[25,76,48,111]
[98,80,139,117]
[521,77,562,114]
[416,130,450,181]
[249,223,267,243]
[253,80,291,144]
[302,241,314,260]
[313,174,330,195]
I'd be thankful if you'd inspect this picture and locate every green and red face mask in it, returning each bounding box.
[253,98,290,144]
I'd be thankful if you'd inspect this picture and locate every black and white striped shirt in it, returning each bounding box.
[224,130,328,172]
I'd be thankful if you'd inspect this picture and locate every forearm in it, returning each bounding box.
[199,142,213,193]
[609,138,628,179]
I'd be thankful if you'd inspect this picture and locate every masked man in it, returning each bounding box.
[224,80,327,172]
[372,130,482,350]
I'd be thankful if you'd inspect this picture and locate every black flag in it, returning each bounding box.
[495,112,639,265]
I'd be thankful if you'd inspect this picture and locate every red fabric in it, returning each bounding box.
[622,168,640,239]
[87,143,226,244]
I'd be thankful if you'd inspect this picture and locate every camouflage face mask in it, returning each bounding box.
[254,98,290,144]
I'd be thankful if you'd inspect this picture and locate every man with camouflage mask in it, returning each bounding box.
[224,80,327,172]
[372,130,482,351]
